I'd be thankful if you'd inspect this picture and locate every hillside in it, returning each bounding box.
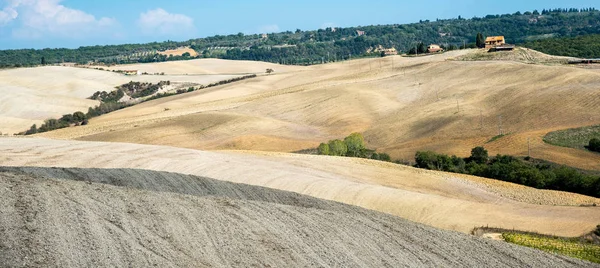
[2,137,599,238]
[1,166,592,267]
[0,59,302,135]
[36,49,600,171]
[1,8,599,67]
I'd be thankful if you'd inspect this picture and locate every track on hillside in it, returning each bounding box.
[0,166,593,267]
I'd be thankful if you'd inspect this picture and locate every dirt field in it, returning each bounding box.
[1,137,598,238]
[157,47,199,57]
[0,166,593,267]
[106,58,304,75]
[0,59,300,134]
[36,49,600,170]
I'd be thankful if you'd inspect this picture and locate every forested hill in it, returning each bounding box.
[1,7,599,67]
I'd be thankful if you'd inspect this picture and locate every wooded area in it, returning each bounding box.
[1,7,598,67]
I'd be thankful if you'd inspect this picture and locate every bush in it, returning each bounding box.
[589,138,600,152]
[344,133,365,157]
[317,143,330,155]
[470,146,489,164]
[328,139,348,156]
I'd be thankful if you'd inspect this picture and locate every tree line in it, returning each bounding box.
[2,7,600,68]
[317,133,391,162]
[415,147,600,198]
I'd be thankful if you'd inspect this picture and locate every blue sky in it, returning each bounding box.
[0,0,598,49]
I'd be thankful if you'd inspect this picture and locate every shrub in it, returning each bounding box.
[470,146,489,164]
[317,143,330,155]
[328,139,348,156]
[590,138,600,152]
[344,133,365,157]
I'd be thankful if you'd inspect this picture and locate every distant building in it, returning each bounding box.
[427,44,444,53]
[383,48,398,56]
[356,30,366,36]
[261,33,268,39]
[485,36,506,49]
[124,70,139,76]
[330,27,337,32]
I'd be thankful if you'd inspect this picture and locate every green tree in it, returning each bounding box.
[328,139,348,156]
[589,138,600,152]
[417,42,427,54]
[317,143,331,155]
[344,133,365,157]
[476,33,485,48]
[470,146,489,164]
[72,111,86,122]
[25,124,37,135]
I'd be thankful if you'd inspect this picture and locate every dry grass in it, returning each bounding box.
[502,232,600,263]
[1,137,599,237]
[157,47,198,57]
[35,49,600,171]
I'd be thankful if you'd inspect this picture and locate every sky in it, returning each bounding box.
[0,0,598,50]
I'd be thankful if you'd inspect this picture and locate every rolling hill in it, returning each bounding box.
[1,137,598,238]
[1,166,591,267]
[35,49,600,171]
[0,60,303,135]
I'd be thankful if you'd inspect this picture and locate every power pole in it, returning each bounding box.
[456,98,460,113]
[527,137,531,158]
[498,115,503,135]
[480,109,483,129]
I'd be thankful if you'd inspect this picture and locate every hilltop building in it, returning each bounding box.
[356,30,366,36]
[485,36,506,48]
[427,44,444,53]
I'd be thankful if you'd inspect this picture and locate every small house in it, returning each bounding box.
[356,30,366,36]
[427,44,444,53]
[485,36,506,49]
[383,48,398,56]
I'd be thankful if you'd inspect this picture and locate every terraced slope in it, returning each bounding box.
[1,138,598,238]
[0,166,592,267]
[37,49,600,170]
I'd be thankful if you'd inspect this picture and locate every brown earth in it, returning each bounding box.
[1,137,598,238]
[1,166,593,267]
[36,49,600,171]
[157,47,199,57]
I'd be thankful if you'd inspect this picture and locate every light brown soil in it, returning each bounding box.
[157,47,199,57]
[37,50,600,171]
[1,137,598,238]
[0,166,593,267]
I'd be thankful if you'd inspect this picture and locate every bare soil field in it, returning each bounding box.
[106,58,304,75]
[37,49,600,170]
[1,137,598,238]
[1,166,592,267]
[0,58,300,134]
[157,47,199,57]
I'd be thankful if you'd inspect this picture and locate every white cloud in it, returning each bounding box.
[0,6,18,25]
[137,8,194,36]
[259,24,279,33]
[1,0,117,39]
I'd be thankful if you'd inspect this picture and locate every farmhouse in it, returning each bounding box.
[356,30,366,36]
[485,36,506,48]
[383,48,398,56]
[427,44,444,53]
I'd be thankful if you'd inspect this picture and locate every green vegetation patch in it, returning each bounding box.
[544,125,600,150]
[487,133,509,143]
[523,34,600,59]
[502,232,600,263]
